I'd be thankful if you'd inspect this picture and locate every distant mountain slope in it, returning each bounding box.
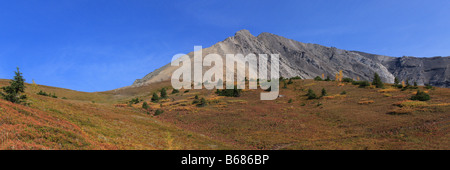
[132,30,450,88]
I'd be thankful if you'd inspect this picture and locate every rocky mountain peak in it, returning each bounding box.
[234,29,253,37]
[130,30,450,88]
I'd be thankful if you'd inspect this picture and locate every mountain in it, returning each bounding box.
[132,29,450,88]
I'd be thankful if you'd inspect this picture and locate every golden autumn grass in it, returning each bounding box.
[0,79,230,150]
[1,78,449,150]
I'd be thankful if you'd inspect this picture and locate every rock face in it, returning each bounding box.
[132,29,450,88]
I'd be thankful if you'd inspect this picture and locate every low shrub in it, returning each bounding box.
[154,109,164,116]
[314,76,323,81]
[410,90,430,101]
[306,89,317,99]
[172,89,179,94]
[342,77,354,83]
[216,86,242,97]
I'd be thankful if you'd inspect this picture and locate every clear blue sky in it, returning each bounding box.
[1,0,449,92]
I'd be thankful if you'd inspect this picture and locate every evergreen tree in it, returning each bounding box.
[372,73,384,88]
[394,77,399,86]
[321,88,327,97]
[306,89,317,99]
[142,102,149,110]
[151,93,159,103]
[0,67,27,104]
[160,88,167,98]
[130,97,140,104]
[199,98,207,107]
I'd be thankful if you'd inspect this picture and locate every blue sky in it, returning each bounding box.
[1,0,449,92]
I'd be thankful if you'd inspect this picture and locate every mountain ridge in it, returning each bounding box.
[131,29,450,88]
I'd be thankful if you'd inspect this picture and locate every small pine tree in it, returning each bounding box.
[142,101,149,110]
[154,109,164,116]
[151,93,159,103]
[283,81,287,89]
[130,97,139,104]
[321,88,327,97]
[198,98,207,107]
[372,73,384,88]
[0,67,27,104]
[194,95,199,100]
[414,82,417,87]
[394,77,399,86]
[306,89,317,99]
[160,88,167,99]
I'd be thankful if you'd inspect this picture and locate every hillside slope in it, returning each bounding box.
[1,77,449,150]
[0,80,230,150]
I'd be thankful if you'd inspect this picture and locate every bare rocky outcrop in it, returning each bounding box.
[131,29,450,88]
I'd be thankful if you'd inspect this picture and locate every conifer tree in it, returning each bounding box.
[199,98,207,107]
[321,88,327,97]
[306,89,317,99]
[142,102,149,110]
[151,93,159,103]
[372,73,384,88]
[394,77,399,86]
[160,88,167,99]
[0,67,27,104]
